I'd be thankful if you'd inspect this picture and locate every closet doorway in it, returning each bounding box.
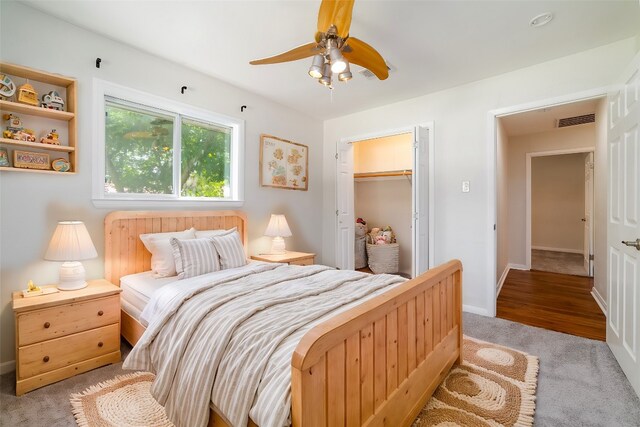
[335,125,434,278]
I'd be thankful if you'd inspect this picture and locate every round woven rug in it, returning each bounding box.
[70,372,172,427]
[70,337,538,427]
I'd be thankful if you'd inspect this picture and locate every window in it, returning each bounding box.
[93,80,244,206]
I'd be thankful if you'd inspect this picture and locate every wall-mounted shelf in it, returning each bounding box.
[354,170,413,179]
[0,166,75,175]
[0,62,77,174]
[0,100,74,121]
[0,138,75,152]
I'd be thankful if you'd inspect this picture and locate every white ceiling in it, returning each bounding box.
[501,98,600,136]
[21,0,640,120]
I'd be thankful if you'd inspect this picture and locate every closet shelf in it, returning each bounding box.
[354,170,412,179]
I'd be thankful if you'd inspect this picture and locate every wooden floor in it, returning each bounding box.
[497,269,606,341]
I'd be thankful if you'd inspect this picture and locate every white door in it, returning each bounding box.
[607,53,640,397]
[413,126,430,276]
[335,141,355,270]
[584,152,594,276]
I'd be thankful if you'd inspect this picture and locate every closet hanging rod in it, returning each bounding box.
[353,170,413,179]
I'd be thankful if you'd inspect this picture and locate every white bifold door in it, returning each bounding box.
[607,53,640,397]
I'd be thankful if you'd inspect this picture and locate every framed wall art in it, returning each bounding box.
[14,150,50,170]
[260,134,308,191]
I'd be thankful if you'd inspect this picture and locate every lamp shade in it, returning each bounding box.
[45,221,97,261]
[264,214,292,237]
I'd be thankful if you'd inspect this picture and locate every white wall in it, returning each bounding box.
[507,125,595,266]
[355,179,412,276]
[496,119,509,286]
[594,98,608,302]
[0,2,323,366]
[322,38,637,315]
[531,154,586,252]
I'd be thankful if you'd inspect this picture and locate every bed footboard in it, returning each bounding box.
[291,260,463,427]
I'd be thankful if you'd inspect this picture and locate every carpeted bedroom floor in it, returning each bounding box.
[1,312,639,427]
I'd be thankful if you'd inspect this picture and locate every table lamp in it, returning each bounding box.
[44,221,98,290]
[264,214,292,255]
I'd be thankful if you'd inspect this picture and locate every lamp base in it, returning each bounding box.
[270,236,286,255]
[57,261,88,291]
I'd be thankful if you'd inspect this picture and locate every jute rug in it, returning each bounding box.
[412,336,539,427]
[70,337,538,427]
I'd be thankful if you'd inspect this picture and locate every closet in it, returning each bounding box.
[353,132,413,277]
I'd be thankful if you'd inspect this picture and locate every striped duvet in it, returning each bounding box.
[123,261,405,427]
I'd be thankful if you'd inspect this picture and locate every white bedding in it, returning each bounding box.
[124,261,405,427]
[120,271,175,324]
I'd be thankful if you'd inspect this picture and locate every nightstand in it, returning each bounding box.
[251,251,315,266]
[12,279,122,395]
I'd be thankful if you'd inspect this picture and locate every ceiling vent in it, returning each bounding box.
[557,113,595,128]
[359,62,396,80]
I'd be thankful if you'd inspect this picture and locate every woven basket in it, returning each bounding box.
[366,243,399,274]
[355,236,367,269]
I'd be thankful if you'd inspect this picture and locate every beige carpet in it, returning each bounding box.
[531,249,588,276]
[70,337,538,427]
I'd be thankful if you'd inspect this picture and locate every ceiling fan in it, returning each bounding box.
[249,0,388,87]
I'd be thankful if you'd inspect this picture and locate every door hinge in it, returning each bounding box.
[335,153,338,160]
[336,209,339,216]
[493,224,496,231]
[589,254,594,261]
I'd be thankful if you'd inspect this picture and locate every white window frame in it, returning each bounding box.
[92,79,244,208]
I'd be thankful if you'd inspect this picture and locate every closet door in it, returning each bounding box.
[413,126,430,276]
[336,141,355,270]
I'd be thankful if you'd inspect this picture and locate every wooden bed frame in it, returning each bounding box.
[104,210,463,427]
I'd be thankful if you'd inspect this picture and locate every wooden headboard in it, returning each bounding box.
[104,210,248,286]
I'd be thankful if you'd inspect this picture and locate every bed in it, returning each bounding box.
[104,210,463,427]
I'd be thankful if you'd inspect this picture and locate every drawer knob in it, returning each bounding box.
[98,341,104,348]
[44,322,50,329]
[43,356,49,363]
[98,310,104,316]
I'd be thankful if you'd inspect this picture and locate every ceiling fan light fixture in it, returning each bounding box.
[338,62,352,82]
[319,63,332,86]
[308,54,325,79]
[329,47,347,73]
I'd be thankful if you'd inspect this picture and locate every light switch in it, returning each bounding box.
[462,181,470,193]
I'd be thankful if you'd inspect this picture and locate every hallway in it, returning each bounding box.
[497,269,605,341]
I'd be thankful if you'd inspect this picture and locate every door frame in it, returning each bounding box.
[525,147,595,270]
[335,123,436,275]
[487,86,609,316]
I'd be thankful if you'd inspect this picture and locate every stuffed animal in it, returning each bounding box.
[374,235,387,245]
[356,217,367,225]
[382,226,396,243]
[355,222,367,237]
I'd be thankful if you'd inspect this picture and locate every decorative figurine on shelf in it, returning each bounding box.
[0,148,9,167]
[3,114,36,142]
[17,82,38,106]
[41,90,65,111]
[40,129,60,145]
[51,157,70,172]
[0,74,16,100]
[27,280,41,293]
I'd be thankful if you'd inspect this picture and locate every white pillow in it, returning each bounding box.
[140,228,196,277]
[194,227,237,239]
[210,231,247,270]
[170,237,221,279]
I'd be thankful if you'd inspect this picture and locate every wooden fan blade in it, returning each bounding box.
[317,0,355,38]
[250,42,320,65]
[343,37,389,80]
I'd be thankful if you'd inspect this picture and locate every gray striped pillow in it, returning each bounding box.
[210,231,247,269]
[170,237,221,279]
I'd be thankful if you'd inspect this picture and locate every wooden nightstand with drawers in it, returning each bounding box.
[251,251,315,266]
[12,279,122,395]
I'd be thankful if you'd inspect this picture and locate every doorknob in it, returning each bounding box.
[581,218,586,222]
[622,239,640,251]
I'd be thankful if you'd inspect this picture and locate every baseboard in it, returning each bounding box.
[0,360,15,375]
[497,266,510,296]
[532,246,583,254]
[463,304,490,316]
[508,263,529,271]
[591,287,607,316]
